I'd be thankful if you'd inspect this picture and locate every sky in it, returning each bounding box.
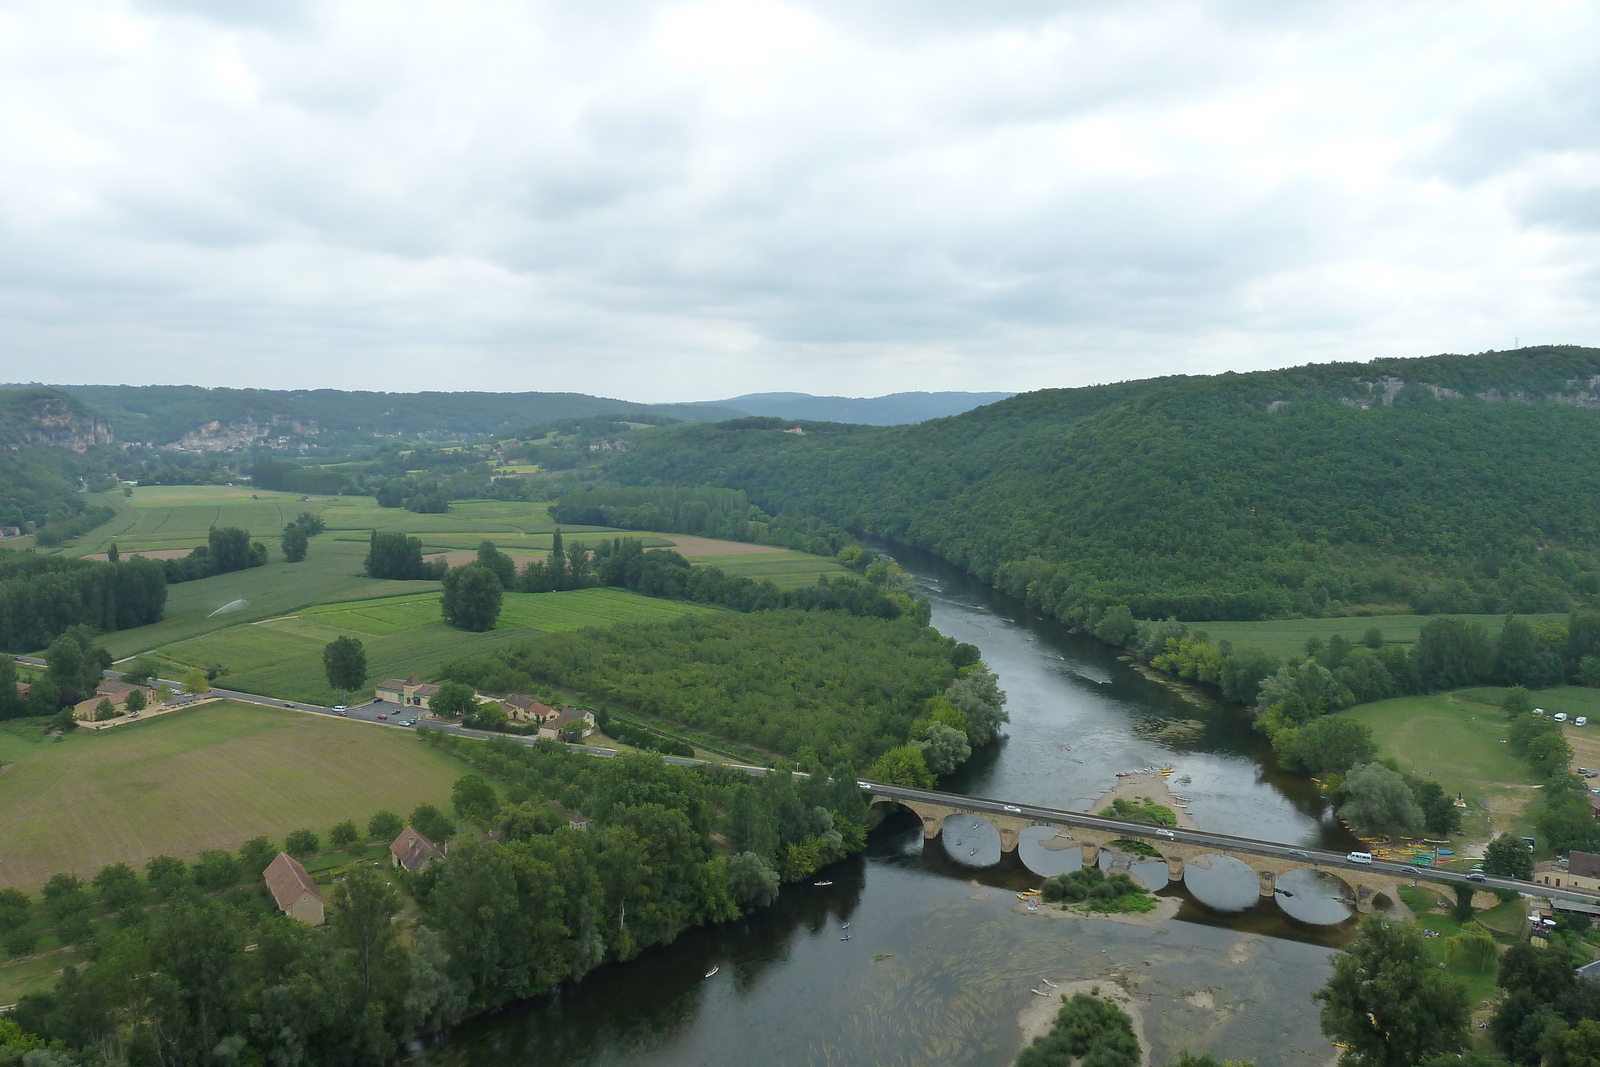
[1,1,1597,403]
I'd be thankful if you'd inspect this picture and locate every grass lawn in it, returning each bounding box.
[1200,614,1570,662]
[693,551,851,589]
[1344,694,1539,840]
[1396,885,1519,1009]
[0,701,481,890]
[150,588,719,704]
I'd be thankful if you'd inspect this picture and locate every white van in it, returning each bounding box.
[1556,713,1569,723]
[1347,851,1374,865]
[1578,717,1589,728]
[1534,708,1546,716]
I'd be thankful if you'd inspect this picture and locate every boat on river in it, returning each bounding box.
[814,880,833,887]
[704,966,718,978]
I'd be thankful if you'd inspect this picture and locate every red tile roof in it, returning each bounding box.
[390,826,444,872]
[264,852,324,912]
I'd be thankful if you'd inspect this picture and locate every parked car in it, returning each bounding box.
[1555,712,1569,723]
[1534,708,1546,716]
[333,704,348,712]
[377,713,388,721]
[337,710,348,717]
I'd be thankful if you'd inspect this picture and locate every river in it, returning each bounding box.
[408,547,1364,1066]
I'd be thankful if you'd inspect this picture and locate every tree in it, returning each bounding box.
[1363,627,1384,649]
[106,542,119,562]
[92,863,143,913]
[1315,916,1470,1066]
[1410,778,1462,836]
[192,850,239,890]
[1527,731,1574,777]
[323,635,367,697]
[284,829,320,856]
[1293,715,1377,775]
[145,855,188,898]
[1451,881,1476,924]
[0,656,23,721]
[368,810,404,840]
[1483,833,1535,879]
[281,523,308,563]
[123,688,145,713]
[94,697,116,720]
[451,774,500,823]
[181,667,208,695]
[1168,1055,1256,1067]
[1413,619,1492,692]
[238,836,276,878]
[726,851,780,908]
[330,820,360,848]
[475,540,516,589]
[945,668,1009,746]
[1093,605,1137,646]
[410,804,455,843]
[45,625,110,695]
[1496,614,1565,689]
[330,865,402,1002]
[428,680,480,719]
[1444,929,1498,974]
[866,744,934,788]
[548,527,567,590]
[1339,763,1422,834]
[913,721,971,776]
[441,563,503,632]
[41,874,90,924]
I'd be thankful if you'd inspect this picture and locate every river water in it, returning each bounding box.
[409,548,1363,1067]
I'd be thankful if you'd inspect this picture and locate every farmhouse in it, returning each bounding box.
[375,674,442,710]
[1539,851,1600,891]
[390,826,445,873]
[501,693,556,724]
[73,679,156,721]
[538,708,596,741]
[264,852,326,925]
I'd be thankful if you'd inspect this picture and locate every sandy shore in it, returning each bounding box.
[1090,771,1200,830]
[1017,978,1151,1066]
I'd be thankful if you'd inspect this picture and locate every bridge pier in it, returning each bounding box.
[1258,867,1276,898]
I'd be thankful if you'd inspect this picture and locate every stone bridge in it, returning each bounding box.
[873,793,1408,912]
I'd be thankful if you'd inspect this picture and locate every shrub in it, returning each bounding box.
[368,810,404,840]
[329,821,360,848]
[284,829,320,857]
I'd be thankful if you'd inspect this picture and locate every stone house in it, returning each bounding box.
[390,826,445,873]
[501,693,556,724]
[264,853,326,925]
[375,674,442,710]
[538,708,596,741]
[73,678,156,721]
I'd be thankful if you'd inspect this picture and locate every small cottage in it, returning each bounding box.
[390,826,445,873]
[502,693,556,724]
[264,853,326,925]
[538,708,596,741]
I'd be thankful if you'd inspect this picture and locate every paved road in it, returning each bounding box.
[24,655,1589,906]
[860,779,1600,908]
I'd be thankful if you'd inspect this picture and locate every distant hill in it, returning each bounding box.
[0,389,116,528]
[0,384,745,448]
[696,391,1013,426]
[607,347,1600,623]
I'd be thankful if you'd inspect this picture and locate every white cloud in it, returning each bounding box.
[0,0,1596,400]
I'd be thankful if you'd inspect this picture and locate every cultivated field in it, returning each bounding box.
[1344,694,1538,839]
[0,701,478,890]
[150,588,718,704]
[694,551,851,588]
[1201,613,1570,661]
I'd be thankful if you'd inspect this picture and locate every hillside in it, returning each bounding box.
[0,384,745,448]
[0,389,118,529]
[696,391,1014,425]
[606,346,1600,623]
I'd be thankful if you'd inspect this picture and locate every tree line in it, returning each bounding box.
[0,551,166,654]
[551,485,857,561]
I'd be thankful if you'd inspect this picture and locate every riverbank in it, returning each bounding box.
[1017,978,1151,1067]
[1090,770,1200,830]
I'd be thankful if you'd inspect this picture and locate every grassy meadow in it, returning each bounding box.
[1344,693,1539,841]
[1199,613,1570,661]
[151,588,718,704]
[0,701,480,890]
[694,551,850,589]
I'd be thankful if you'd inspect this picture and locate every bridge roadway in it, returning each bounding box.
[40,656,1598,909]
[860,779,1600,910]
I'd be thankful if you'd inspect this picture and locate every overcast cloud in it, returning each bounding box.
[1,0,1597,401]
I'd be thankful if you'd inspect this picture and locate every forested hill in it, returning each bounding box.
[0,384,745,446]
[605,346,1600,623]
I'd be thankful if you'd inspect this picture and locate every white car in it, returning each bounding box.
[1579,717,1590,728]
[1534,708,1546,716]
[1156,828,1175,839]
[1555,712,1569,723]
[1002,804,1022,813]
[333,704,348,712]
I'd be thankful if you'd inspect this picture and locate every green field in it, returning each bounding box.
[1344,694,1538,840]
[0,701,481,890]
[1200,613,1570,661]
[694,551,851,589]
[151,588,719,704]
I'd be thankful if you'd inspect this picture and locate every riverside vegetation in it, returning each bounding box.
[0,748,879,1066]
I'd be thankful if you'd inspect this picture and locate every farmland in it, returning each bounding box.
[149,588,719,704]
[694,550,851,589]
[0,701,479,890]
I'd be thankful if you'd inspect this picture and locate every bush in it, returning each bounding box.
[193,850,239,890]
[284,829,320,857]
[145,855,188,899]
[329,821,360,848]
[238,836,277,878]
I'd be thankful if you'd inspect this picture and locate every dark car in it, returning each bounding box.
[337,710,348,717]
[1468,871,1486,883]
[283,702,294,708]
